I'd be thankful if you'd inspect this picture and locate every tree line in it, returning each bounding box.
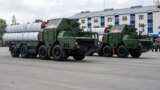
[0,18,6,32]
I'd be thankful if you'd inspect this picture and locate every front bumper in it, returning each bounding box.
[140,40,153,53]
[73,45,98,55]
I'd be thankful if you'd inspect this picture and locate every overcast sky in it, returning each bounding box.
[0,0,155,24]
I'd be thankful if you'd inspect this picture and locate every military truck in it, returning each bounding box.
[3,18,98,61]
[90,25,153,58]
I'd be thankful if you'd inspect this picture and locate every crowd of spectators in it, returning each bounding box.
[152,37,160,52]
[152,44,160,52]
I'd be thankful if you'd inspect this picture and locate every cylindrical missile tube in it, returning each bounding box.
[5,23,43,33]
[3,32,40,41]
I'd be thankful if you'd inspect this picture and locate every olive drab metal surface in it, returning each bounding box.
[4,18,98,61]
[91,24,153,58]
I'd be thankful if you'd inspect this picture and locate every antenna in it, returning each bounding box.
[12,15,17,25]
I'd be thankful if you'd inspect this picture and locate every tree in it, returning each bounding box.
[0,18,7,32]
[35,19,43,23]
[12,15,17,25]
[0,18,6,41]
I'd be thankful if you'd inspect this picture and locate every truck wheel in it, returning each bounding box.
[52,45,66,61]
[20,45,30,58]
[10,45,20,57]
[38,45,49,60]
[73,54,85,61]
[103,45,113,57]
[117,45,129,58]
[130,49,141,58]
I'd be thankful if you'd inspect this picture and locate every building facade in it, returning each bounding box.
[71,5,160,34]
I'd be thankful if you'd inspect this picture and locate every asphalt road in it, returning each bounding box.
[0,47,160,90]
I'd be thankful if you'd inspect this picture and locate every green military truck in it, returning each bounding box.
[3,18,98,61]
[91,25,153,58]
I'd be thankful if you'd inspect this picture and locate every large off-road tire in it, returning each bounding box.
[117,45,129,58]
[52,45,67,61]
[38,45,49,60]
[10,45,20,57]
[130,49,141,58]
[73,54,85,61]
[103,45,113,57]
[20,45,30,58]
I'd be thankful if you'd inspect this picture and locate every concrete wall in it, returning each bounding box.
[153,12,160,34]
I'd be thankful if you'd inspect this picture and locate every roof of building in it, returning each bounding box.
[71,5,160,19]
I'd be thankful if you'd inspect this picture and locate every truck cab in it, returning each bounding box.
[38,18,98,60]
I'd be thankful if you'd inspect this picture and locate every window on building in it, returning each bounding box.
[108,18,113,22]
[82,26,86,29]
[94,19,99,23]
[139,15,144,20]
[88,20,91,23]
[148,23,153,27]
[94,26,100,28]
[131,25,135,28]
[88,23,91,28]
[122,16,127,21]
[131,16,135,20]
[81,20,85,24]
[76,19,79,22]
[101,18,105,22]
[115,17,119,22]
[88,18,91,23]
[139,23,145,28]
[148,15,153,19]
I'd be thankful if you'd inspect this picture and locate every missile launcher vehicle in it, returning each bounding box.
[3,18,98,61]
[89,25,153,58]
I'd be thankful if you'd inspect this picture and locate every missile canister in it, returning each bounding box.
[3,32,40,41]
[5,23,43,33]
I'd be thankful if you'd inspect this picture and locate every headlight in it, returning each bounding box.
[139,43,142,46]
[75,42,78,45]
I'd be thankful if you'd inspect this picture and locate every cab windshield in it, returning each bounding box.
[45,19,63,29]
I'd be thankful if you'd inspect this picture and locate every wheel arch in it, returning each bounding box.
[101,43,110,50]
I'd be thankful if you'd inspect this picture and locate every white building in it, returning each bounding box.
[71,5,160,34]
